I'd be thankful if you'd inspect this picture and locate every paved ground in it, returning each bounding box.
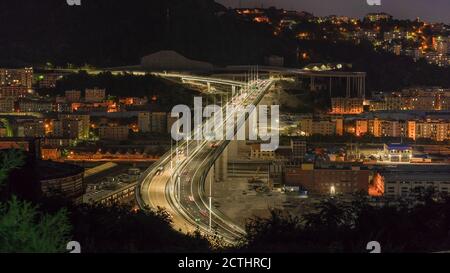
[211,173,321,229]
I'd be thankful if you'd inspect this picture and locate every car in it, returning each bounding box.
[155,166,164,176]
[210,142,219,148]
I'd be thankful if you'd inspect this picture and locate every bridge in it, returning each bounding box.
[45,66,366,242]
[136,76,274,243]
[147,68,365,98]
[46,63,365,97]
[150,72,246,95]
[44,68,246,95]
[224,65,366,98]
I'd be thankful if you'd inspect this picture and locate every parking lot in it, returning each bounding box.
[211,174,322,229]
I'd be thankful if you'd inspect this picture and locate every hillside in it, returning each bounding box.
[0,0,286,67]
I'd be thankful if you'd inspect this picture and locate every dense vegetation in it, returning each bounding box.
[0,150,71,252]
[239,194,450,253]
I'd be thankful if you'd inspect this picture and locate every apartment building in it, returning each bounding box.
[85,88,106,102]
[331,97,364,114]
[53,119,84,139]
[98,125,129,141]
[58,114,90,139]
[138,112,169,134]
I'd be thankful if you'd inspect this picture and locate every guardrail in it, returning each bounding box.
[135,80,273,240]
[193,81,274,237]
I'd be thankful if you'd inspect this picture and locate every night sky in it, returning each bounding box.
[217,0,450,24]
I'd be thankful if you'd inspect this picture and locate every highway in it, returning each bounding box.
[150,72,246,88]
[137,78,274,243]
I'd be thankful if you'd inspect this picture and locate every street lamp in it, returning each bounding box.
[330,185,336,195]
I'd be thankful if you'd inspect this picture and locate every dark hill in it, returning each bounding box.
[0,0,288,67]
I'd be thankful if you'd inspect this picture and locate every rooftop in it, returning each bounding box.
[386,143,412,150]
[383,171,450,183]
[37,160,84,181]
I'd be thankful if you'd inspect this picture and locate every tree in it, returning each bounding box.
[0,150,25,190]
[68,204,212,253]
[239,196,450,253]
[0,197,71,253]
[0,150,71,253]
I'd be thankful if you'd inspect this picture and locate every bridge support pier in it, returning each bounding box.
[359,75,366,98]
[207,82,211,93]
[214,146,228,182]
[346,77,351,97]
[310,76,315,91]
[228,140,238,159]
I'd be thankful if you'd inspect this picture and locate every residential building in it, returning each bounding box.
[38,73,63,89]
[0,86,28,98]
[0,68,33,90]
[331,97,364,114]
[407,121,416,140]
[58,114,90,139]
[18,119,46,138]
[18,98,53,113]
[383,168,450,198]
[0,137,42,159]
[290,139,306,161]
[167,115,178,134]
[415,119,450,141]
[138,112,169,134]
[85,88,106,102]
[335,117,344,136]
[364,12,392,22]
[65,90,81,102]
[38,160,84,204]
[41,147,61,160]
[355,119,368,136]
[98,125,129,141]
[42,137,75,148]
[138,112,151,133]
[380,120,406,138]
[53,119,83,139]
[250,143,275,159]
[0,98,15,112]
[284,164,375,195]
[151,112,168,133]
[368,118,382,137]
[385,96,404,110]
[299,116,336,136]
